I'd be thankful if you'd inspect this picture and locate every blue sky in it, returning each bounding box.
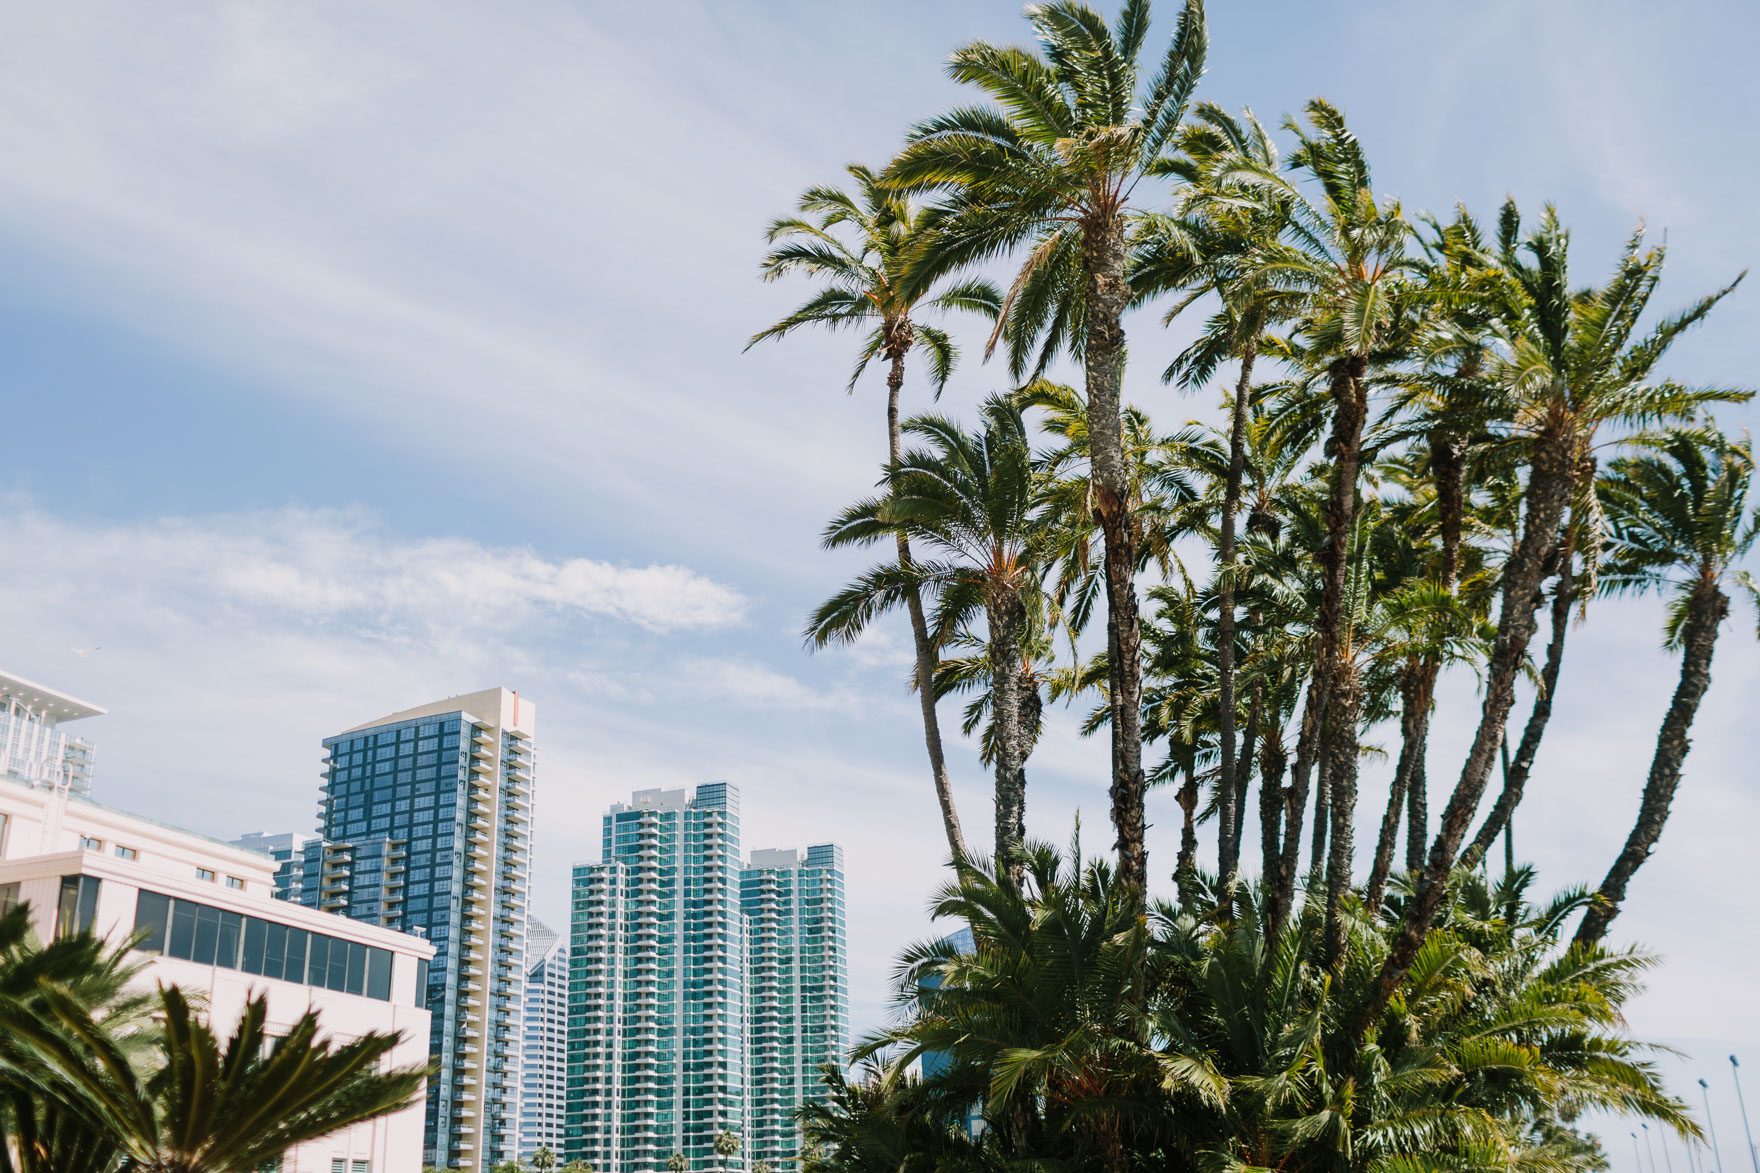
[2,2,1758,1165]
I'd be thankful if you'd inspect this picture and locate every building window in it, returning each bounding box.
[56,875,101,938]
[79,836,103,851]
[114,845,138,860]
[352,1160,370,1173]
[0,882,19,917]
[225,876,245,890]
[195,868,215,882]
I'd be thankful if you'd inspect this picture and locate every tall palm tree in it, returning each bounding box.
[885,0,1210,896]
[1367,207,1748,1026]
[751,163,1001,864]
[809,397,1049,882]
[1575,428,1758,944]
[1135,102,1292,895]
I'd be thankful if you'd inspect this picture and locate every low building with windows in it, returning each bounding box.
[0,777,433,1173]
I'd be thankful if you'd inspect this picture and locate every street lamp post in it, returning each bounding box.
[1705,1078,1727,1173]
[1732,1056,1759,1173]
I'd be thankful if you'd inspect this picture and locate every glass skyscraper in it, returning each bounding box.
[520,917,569,1160]
[302,687,536,1172]
[566,784,745,1173]
[1,668,102,796]
[740,845,848,1171]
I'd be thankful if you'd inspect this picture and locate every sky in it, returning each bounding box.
[2,1,1758,1167]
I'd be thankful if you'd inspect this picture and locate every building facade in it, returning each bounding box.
[231,829,317,899]
[519,917,569,1160]
[740,845,848,1171]
[0,777,434,1173]
[0,668,103,795]
[566,784,745,1173]
[299,687,536,1171]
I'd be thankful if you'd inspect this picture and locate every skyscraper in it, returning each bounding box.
[1,668,102,795]
[567,784,745,1173]
[520,917,569,1160]
[741,845,848,1171]
[230,830,317,899]
[304,687,536,1172]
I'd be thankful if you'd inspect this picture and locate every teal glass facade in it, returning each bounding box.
[567,784,745,1173]
[740,845,847,1170]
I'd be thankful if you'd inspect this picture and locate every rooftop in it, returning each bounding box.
[0,669,106,723]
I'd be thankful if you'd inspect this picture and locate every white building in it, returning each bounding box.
[0,668,102,794]
[518,917,568,1159]
[0,777,434,1173]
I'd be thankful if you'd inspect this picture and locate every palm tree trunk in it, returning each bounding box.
[1464,557,1575,867]
[1367,662,1428,914]
[1215,340,1257,894]
[1270,677,1323,936]
[888,347,969,865]
[1308,723,1332,889]
[1082,216,1148,897]
[1221,677,1261,888]
[988,592,1029,886]
[1362,446,1574,1027]
[1175,756,1200,911]
[1402,428,1466,871]
[1404,724,1429,874]
[1258,719,1288,912]
[1322,668,1361,966]
[1576,582,1728,945]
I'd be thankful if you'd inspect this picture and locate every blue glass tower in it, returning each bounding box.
[306,687,536,1171]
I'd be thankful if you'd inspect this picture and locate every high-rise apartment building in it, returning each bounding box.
[230,830,317,899]
[520,917,569,1160]
[1,669,102,795]
[741,845,848,1171]
[301,687,536,1172]
[567,784,745,1173]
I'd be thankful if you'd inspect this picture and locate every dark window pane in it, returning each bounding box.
[344,941,366,996]
[56,877,80,939]
[263,922,287,981]
[191,905,220,966]
[307,934,330,986]
[284,928,309,984]
[215,911,243,970]
[328,939,349,991]
[416,957,429,1004]
[366,948,391,1001]
[134,891,170,954]
[74,877,100,935]
[168,900,197,961]
[240,918,266,975]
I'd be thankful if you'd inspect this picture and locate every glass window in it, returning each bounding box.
[56,876,100,938]
[133,891,170,953]
[327,938,349,991]
[284,928,309,984]
[195,868,215,883]
[366,948,392,1001]
[344,940,366,995]
[114,845,138,860]
[168,899,198,960]
[225,876,245,890]
[0,882,19,917]
[263,921,287,980]
[307,934,330,987]
[79,836,103,851]
[215,910,243,969]
[191,904,220,966]
[241,917,267,974]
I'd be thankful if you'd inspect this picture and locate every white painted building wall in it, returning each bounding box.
[0,778,434,1173]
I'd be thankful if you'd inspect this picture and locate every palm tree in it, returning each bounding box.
[886,0,1210,896]
[751,163,1001,865]
[668,1152,688,1173]
[1136,101,1291,895]
[529,1147,558,1173]
[713,1128,742,1171]
[809,397,1049,882]
[1367,208,1749,1024]
[1575,428,1758,944]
